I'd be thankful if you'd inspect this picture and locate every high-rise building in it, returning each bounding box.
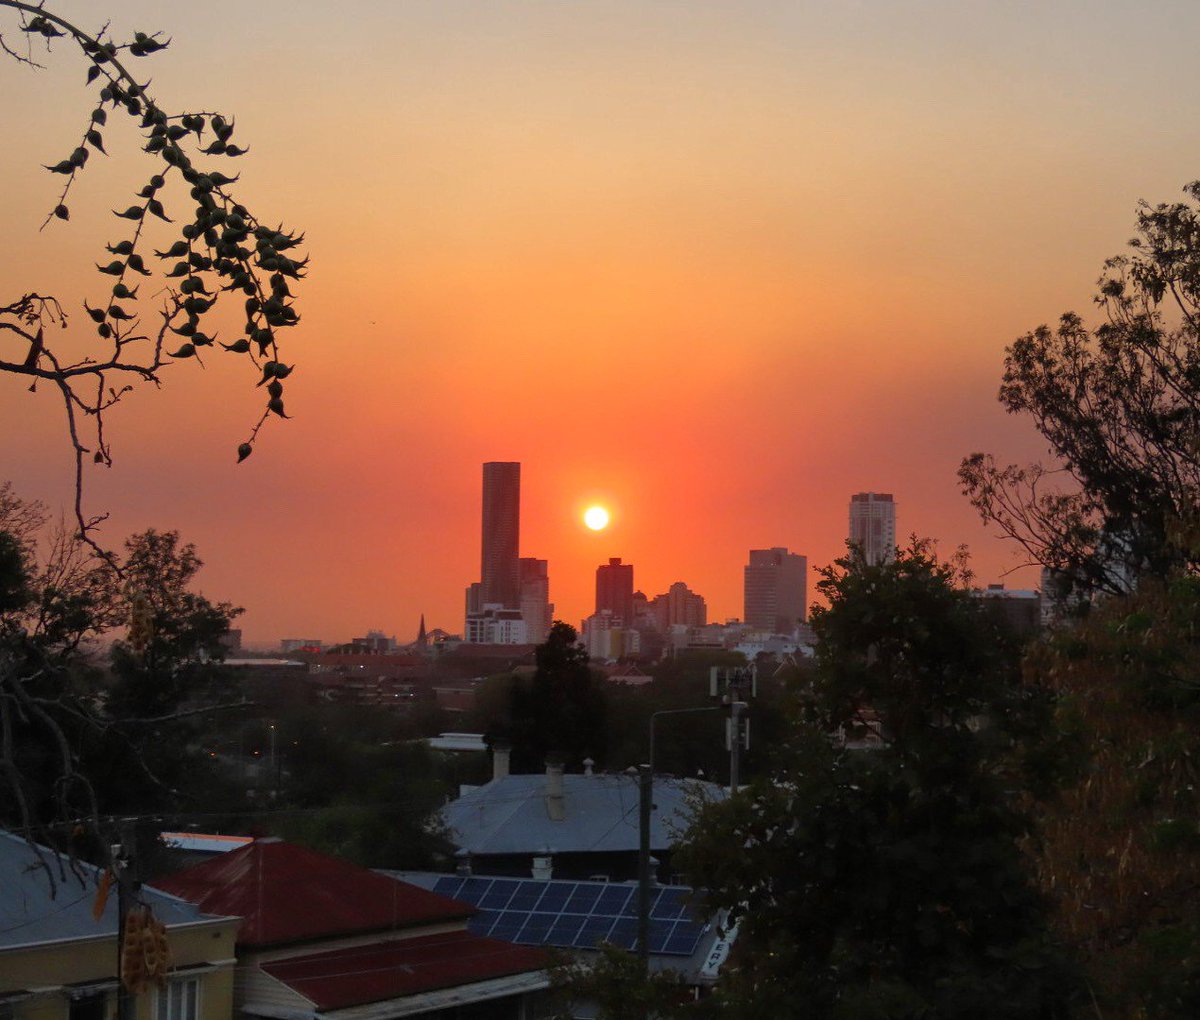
[650,582,707,629]
[481,462,520,608]
[744,547,807,634]
[519,557,553,645]
[849,492,896,565]
[595,557,634,625]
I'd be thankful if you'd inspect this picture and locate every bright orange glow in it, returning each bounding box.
[584,506,610,531]
[2,5,1196,645]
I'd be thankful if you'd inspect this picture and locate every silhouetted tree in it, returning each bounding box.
[1027,577,1200,1019]
[0,485,244,844]
[490,622,608,772]
[677,543,1073,1019]
[0,2,305,545]
[961,182,1200,597]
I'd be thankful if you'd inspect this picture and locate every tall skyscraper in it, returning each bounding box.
[480,461,521,608]
[519,557,553,645]
[744,547,807,633]
[849,492,896,565]
[595,557,634,625]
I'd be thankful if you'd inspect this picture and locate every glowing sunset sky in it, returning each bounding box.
[3,1,1200,645]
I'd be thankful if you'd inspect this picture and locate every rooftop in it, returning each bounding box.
[441,772,724,856]
[0,829,226,950]
[154,838,472,948]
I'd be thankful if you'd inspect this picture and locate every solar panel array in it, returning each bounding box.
[433,875,707,957]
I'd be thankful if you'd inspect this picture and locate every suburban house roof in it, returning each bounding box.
[154,838,472,948]
[0,829,227,950]
[440,772,725,856]
[261,929,548,1011]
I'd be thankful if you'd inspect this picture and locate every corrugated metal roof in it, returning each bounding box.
[154,838,472,949]
[439,773,725,855]
[0,830,226,950]
[262,929,548,1011]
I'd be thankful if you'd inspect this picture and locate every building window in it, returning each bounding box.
[68,991,107,1020]
[156,978,200,1020]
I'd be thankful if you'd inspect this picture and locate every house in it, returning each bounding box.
[0,829,239,1020]
[440,752,726,882]
[154,838,551,1020]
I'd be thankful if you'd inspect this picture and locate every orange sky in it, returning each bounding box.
[3,1,1200,645]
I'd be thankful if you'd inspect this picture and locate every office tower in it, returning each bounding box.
[650,582,707,629]
[744,547,807,633]
[595,557,634,625]
[519,557,553,645]
[481,462,521,608]
[849,492,896,565]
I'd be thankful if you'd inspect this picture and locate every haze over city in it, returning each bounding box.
[3,0,1200,644]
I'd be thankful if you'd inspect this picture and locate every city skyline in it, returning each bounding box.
[3,2,1198,644]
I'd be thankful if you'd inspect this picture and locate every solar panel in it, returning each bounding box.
[608,916,637,949]
[517,911,555,944]
[548,913,586,945]
[664,929,703,955]
[460,876,493,902]
[595,885,632,914]
[438,876,707,957]
[473,908,501,936]
[489,909,526,941]
[651,887,689,920]
[506,881,547,911]
[574,914,616,948]
[433,876,464,898]
[564,884,602,915]
[480,882,517,909]
[535,883,573,912]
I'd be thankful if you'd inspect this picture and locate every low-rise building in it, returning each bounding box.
[155,838,550,1020]
[0,830,239,1020]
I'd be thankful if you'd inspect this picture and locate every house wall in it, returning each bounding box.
[0,918,238,1020]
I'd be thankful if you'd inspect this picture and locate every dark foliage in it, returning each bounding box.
[677,543,1075,1019]
[961,182,1200,597]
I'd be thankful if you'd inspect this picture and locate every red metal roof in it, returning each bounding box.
[262,930,548,1011]
[153,839,472,948]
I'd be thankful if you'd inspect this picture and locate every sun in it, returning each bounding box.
[583,506,610,531]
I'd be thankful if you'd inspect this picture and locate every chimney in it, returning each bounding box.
[531,851,553,881]
[545,759,566,821]
[492,742,511,782]
[455,849,472,877]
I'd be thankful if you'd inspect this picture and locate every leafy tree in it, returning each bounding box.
[960,182,1200,596]
[484,622,608,773]
[107,529,241,719]
[0,2,304,544]
[1027,578,1200,1019]
[0,485,244,845]
[550,943,687,1020]
[676,543,1074,1019]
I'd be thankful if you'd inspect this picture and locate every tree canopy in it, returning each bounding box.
[961,182,1200,596]
[676,543,1073,1019]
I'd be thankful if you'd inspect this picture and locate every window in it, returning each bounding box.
[156,978,199,1020]
[68,993,107,1020]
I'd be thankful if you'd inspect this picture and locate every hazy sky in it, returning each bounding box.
[3,1,1199,645]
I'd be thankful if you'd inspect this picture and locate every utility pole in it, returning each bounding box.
[711,665,756,793]
[114,818,138,1020]
[638,705,721,974]
[637,763,652,971]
